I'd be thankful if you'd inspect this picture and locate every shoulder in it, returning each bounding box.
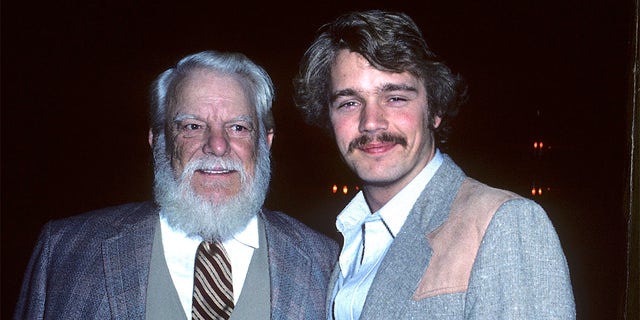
[437,178,522,234]
[453,178,553,229]
[30,202,158,273]
[261,209,338,256]
[455,179,561,248]
[456,179,551,224]
[43,201,158,241]
[261,209,336,244]
[454,178,520,207]
[490,196,558,236]
[429,177,555,253]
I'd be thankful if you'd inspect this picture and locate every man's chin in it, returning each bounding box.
[191,181,242,199]
[192,191,236,204]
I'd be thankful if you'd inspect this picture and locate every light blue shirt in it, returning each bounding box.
[331,150,443,320]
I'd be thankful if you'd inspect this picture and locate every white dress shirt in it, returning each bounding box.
[160,213,259,319]
[331,150,443,320]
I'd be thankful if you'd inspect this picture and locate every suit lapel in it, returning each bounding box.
[359,195,436,319]
[326,263,341,319]
[360,156,466,319]
[102,203,158,319]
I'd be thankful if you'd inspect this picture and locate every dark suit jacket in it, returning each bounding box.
[15,202,338,319]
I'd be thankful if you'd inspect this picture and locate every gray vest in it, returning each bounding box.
[146,218,271,319]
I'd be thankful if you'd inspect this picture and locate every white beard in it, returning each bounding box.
[151,133,271,241]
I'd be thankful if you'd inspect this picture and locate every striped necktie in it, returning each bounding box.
[192,241,234,320]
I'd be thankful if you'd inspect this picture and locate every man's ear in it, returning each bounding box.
[148,129,154,148]
[266,128,275,150]
[433,115,442,129]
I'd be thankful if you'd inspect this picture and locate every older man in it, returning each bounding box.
[15,51,338,319]
[294,10,575,320]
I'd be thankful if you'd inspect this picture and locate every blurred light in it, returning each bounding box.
[533,141,546,151]
[538,187,542,195]
[355,186,360,191]
[531,187,536,196]
[332,184,337,194]
[342,185,348,195]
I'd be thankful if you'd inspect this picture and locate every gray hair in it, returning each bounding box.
[149,51,275,240]
[150,50,275,140]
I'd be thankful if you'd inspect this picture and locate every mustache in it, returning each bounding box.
[179,156,245,181]
[347,132,408,153]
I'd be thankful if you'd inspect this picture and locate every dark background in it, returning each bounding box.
[2,1,634,318]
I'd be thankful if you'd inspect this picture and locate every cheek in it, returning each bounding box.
[333,128,353,154]
[170,138,199,169]
[397,111,427,136]
[234,140,259,170]
[330,116,353,145]
[409,118,433,148]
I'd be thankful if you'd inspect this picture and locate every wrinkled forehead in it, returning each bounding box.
[176,69,248,98]
[168,69,256,117]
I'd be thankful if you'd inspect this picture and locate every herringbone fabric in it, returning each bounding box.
[14,204,339,319]
[192,241,234,320]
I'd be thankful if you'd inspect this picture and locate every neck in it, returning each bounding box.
[362,185,398,213]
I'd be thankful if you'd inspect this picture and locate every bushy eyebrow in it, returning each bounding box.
[172,114,256,124]
[330,83,418,103]
[231,115,256,124]
[173,114,198,123]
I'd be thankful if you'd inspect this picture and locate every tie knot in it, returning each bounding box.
[201,241,228,256]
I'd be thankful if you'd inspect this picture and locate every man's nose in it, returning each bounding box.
[202,128,230,156]
[358,103,388,133]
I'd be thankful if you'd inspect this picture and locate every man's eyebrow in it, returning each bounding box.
[379,83,418,93]
[173,114,256,124]
[229,115,256,124]
[330,88,359,103]
[173,114,198,123]
[330,83,418,103]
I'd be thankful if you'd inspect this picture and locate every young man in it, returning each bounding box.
[294,10,575,319]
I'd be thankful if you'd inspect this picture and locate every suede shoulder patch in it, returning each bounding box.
[412,178,519,300]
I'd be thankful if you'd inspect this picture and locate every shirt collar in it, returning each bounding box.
[336,149,444,237]
[230,214,259,249]
[160,211,259,249]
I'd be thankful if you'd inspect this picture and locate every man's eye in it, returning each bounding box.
[226,123,254,136]
[389,97,407,102]
[230,124,250,132]
[337,101,358,110]
[231,124,244,131]
[183,123,202,130]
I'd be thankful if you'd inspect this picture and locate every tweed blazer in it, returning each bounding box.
[15,202,338,319]
[327,155,575,319]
